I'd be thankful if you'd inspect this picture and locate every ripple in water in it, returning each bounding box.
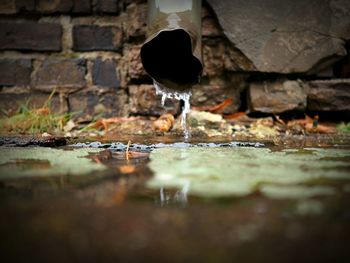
[153,80,191,140]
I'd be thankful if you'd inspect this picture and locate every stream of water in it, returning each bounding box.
[153,80,191,140]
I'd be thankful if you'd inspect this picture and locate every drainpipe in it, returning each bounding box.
[140,0,203,92]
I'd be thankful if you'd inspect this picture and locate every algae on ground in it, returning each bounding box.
[0,147,106,180]
[147,147,350,199]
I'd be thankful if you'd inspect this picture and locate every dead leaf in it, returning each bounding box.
[112,151,149,160]
[152,114,175,132]
[34,107,50,116]
[90,116,140,132]
[192,98,233,113]
[224,112,246,120]
[125,140,131,161]
[287,115,337,134]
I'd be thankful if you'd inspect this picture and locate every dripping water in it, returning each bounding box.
[153,80,191,140]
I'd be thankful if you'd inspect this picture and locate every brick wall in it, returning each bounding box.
[0,0,254,118]
[0,0,349,119]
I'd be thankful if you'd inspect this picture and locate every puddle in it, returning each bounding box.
[147,147,350,199]
[1,159,51,170]
[1,143,349,200]
[1,140,350,262]
[0,147,106,180]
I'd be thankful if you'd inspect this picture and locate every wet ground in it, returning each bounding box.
[1,135,350,262]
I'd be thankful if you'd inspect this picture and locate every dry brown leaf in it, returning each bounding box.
[224,112,246,120]
[90,117,140,132]
[152,114,175,132]
[34,107,50,116]
[287,115,336,134]
[192,98,233,113]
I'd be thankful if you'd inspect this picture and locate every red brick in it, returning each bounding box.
[0,22,62,51]
[34,59,86,89]
[68,90,128,118]
[95,0,118,14]
[72,0,91,13]
[0,59,32,86]
[73,25,122,51]
[0,92,67,115]
[92,59,120,88]
[36,0,73,14]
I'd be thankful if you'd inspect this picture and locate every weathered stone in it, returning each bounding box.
[0,22,62,51]
[334,44,350,78]
[0,59,31,86]
[95,0,118,14]
[37,0,73,14]
[124,3,147,40]
[72,0,91,13]
[249,80,307,113]
[129,85,180,116]
[0,0,16,14]
[191,84,241,114]
[92,59,120,88]
[189,110,223,124]
[73,25,122,51]
[186,110,233,136]
[68,90,128,118]
[207,0,350,74]
[34,59,86,89]
[202,38,255,77]
[307,80,350,111]
[201,4,221,37]
[126,45,149,80]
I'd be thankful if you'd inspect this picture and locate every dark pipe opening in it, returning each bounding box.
[140,29,202,87]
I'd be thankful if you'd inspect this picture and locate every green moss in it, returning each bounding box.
[337,122,350,133]
[147,147,350,199]
[0,147,106,179]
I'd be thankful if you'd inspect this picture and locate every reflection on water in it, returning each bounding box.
[1,141,350,262]
[159,180,190,206]
[147,147,350,199]
[0,147,106,180]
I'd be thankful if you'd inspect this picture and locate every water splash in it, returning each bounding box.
[153,80,192,140]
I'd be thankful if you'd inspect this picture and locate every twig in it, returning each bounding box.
[125,140,131,161]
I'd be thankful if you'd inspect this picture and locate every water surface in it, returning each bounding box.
[1,139,350,262]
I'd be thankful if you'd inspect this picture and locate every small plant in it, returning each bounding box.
[0,90,71,134]
[337,122,350,133]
